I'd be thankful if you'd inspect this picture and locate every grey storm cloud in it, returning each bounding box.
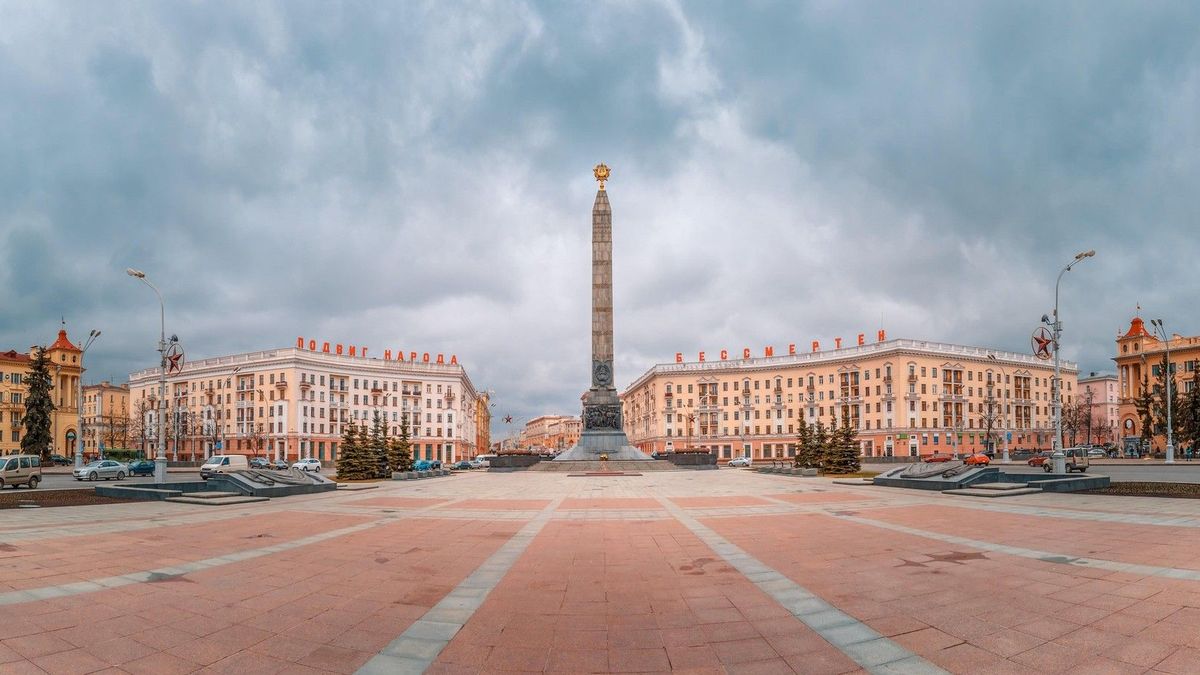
[1,1,1198,433]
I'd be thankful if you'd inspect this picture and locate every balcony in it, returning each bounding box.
[275,380,288,389]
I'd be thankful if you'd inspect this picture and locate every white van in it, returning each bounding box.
[475,454,496,468]
[200,454,249,479]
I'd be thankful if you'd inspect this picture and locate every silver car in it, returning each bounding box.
[73,460,128,481]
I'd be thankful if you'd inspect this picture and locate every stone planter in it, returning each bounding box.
[665,452,717,467]
[489,455,543,470]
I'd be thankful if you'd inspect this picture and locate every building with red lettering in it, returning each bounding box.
[622,338,1077,461]
[128,344,483,465]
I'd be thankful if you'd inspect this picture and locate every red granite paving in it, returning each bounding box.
[446,499,552,510]
[867,504,1200,571]
[434,519,858,673]
[704,512,1195,672]
[765,491,878,504]
[0,511,372,592]
[559,498,661,509]
[0,517,521,674]
[344,496,451,508]
[669,496,773,508]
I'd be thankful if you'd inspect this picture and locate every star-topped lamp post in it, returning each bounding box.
[127,267,172,483]
[1047,250,1095,458]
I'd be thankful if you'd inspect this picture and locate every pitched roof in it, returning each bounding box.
[0,349,31,364]
[48,329,80,352]
[1121,316,1154,340]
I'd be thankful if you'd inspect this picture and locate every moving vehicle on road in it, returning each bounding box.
[127,460,156,477]
[292,458,322,472]
[48,454,71,466]
[0,455,42,488]
[73,460,126,481]
[1027,452,1049,467]
[727,456,752,468]
[1086,448,1107,458]
[272,459,289,470]
[963,453,990,466]
[200,454,249,479]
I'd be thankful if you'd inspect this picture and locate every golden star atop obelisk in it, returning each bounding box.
[593,163,610,190]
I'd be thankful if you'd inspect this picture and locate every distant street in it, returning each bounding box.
[36,471,201,490]
[865,460,1200,484]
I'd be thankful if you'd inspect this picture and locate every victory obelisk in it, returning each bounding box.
[555,164,650,461]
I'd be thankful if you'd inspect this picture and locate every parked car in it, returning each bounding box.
[1027,453,1049,467]
[73,460,126,481]
[1045,447,1090,473]
[272,459,289,470]
[414,459,435,471]
[925,453,953,463]
[248,457,271,469]
[727,456,752,468]
[48,454,72,466]
[292,458,322,472]
[1086,448,1107,458]
[963,453,990,466]
[127,460,156,476]
[0,454,43,488]
[475,454,495,467]
[468,459,485,469]
[200,454,250,479]
[454,460,473,470]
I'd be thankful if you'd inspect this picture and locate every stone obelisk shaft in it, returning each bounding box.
[591,189,613,380]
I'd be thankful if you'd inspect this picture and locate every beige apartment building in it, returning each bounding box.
[1078,372,1119,446]
[622,338,1077,461]
[82,381,130,458]
[129,343,483,465]
[519,415,582,452]
[1,329,86,456]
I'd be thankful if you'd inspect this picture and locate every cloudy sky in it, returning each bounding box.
[2,1,1198,434]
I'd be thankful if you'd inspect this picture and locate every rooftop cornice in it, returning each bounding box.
[622,338,1079,392]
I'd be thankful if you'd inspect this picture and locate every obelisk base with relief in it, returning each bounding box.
[555,164,651,462]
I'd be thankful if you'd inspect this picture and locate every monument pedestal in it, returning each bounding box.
[554,430,650,461]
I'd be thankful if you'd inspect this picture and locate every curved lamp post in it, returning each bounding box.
[1150,319,1175,464]
[76,330,100,468]
[1048,250,1095,457]
[126,268,169,483]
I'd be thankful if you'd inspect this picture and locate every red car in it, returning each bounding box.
[964,453,990,466]
[1027,454,1049,467]
[925,453,953,463]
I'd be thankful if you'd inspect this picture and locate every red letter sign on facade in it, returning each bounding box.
[336,344,344,355]
[835,337,842,349]
[296,337,304,348]
[308,340,317,351]
[812,341,820,352]
[743,348,751,359]
[788,343,796,355]
[764,346,774,357]
[699,352,706,362]
[858,333,865,346]
[322,342,330,353]
[720,350,728,360]
[450,355,458,365]
[384,350,392,360]
[877,329,887,342]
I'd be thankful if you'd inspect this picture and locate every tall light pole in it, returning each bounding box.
[1150,319,1175,464]
[987,354,1009,463]
[126,268,169,483]
[76,330,101,468]
[1049,250,1095,456]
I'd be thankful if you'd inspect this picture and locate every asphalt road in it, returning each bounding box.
[865,461,1200,484]
[35,471,202,490]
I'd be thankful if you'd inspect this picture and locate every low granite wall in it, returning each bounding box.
[666,453,717,468]
[488,455,543,470]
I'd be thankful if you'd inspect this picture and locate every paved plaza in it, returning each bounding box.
[3,471,1200,673]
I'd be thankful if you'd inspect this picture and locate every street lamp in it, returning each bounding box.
[1048,249,1095,457]
[76,330,101,468]
[987,354,1009,463]
[1150,319,1176,464]
[126,267,169,483]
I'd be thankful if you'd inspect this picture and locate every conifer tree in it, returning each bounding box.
[388,417,414,473]
[336,418,370,479]
[794,416,818,468]
[1182,369,1200,452]
[812,418,829,470]
[824,413,862,474]
[368,410,389,478]
[21,347,55,461]
[1135,374,1155,454]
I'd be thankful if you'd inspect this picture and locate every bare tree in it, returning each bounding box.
[129,398,152,458]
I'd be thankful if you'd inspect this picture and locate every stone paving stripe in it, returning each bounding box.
[356,497,565,675]
[833,512,1200,581]
[655,496,949,675]
[0,497,471,607]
